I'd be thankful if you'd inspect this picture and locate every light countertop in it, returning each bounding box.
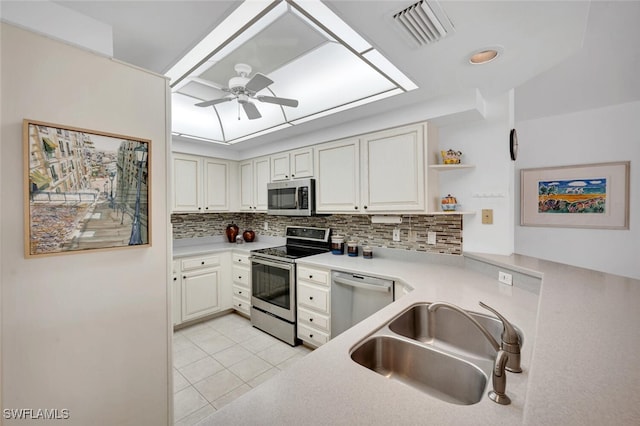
[177,239,640,425]
[172,236,285,258]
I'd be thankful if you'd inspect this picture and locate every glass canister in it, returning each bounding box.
[347,241,358,257]
[331,235,344,255]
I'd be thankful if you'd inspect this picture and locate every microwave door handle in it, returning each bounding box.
[295,187,299,209]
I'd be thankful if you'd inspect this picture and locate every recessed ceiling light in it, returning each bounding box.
[469,48,500,65]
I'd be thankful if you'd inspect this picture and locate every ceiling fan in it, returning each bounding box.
[195,63,299,120]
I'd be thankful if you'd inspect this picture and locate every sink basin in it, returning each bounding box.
[388,303,523,361]
[350,336,487,405]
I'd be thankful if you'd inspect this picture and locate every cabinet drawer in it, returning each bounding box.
[181,255,220,271]
[232,266,250,286]
[298,282,329,313]
[297,307,329,332]
[298,323,329,347]
[233,285,250,300]
[233,297,250,316]
[297,267,328,286]
[232,253,250,266]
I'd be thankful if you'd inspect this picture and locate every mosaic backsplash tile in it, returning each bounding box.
[172,213,463,255]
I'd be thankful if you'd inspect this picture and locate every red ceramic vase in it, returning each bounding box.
[225,224,239,243]
[243,230,255,242]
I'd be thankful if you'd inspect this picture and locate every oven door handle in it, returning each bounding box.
[250,257,294,271]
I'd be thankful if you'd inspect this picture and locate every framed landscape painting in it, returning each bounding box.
[24,119,151,257]
[520,161,630,229]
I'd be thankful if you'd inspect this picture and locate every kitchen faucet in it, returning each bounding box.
[427,301,522,405]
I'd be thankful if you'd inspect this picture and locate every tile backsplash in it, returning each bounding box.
[172,213,462,255]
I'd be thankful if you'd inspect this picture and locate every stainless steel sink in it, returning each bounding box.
[350,336,487,405]
[349,302,524,405]
[388,303,523,361]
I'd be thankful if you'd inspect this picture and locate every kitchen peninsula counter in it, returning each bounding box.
[193,248,639,425]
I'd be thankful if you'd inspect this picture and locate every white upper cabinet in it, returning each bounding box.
[315,138,361,213]
[172,153,229,213]
[239,156,270,212]
[361,123,425,212]
[270,147,314,181]
[314,123,429,214]
[173,154,201,212]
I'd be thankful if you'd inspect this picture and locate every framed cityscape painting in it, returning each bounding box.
[23,119,151,258]
[521,161,630,229]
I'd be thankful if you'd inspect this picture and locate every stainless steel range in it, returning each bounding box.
[250,226,331,346]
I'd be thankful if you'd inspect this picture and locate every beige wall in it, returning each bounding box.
[1,23,171,425]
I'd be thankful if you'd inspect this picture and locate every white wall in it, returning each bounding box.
[1,23,170,425]
[438,93,515,255]
[515,101,640,279]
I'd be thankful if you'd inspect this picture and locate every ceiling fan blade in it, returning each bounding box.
[242,102,262,120]
[257,95,299,108]
[244,73,273,93]
[195,97,233,107]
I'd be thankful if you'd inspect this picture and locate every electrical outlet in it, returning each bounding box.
[498,271,513,286]
[427,231,436,245]
[392,228,401,242]
[263,221,269,231]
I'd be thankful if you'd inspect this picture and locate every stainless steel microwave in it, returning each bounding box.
[267,178,316,216]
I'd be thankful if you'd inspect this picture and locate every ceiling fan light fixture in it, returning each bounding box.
[469,48,501,65]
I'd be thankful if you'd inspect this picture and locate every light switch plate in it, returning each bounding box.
[427,231,436,245]
[482,209,493,224]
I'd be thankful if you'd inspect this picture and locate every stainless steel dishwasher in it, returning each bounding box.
[331,271,394,338]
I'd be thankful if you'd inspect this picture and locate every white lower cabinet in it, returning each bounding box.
[182,266,220,322]
[173,252,234,326]
[296,265,331,347]
[172,260,181,326]
[231,252,251,317]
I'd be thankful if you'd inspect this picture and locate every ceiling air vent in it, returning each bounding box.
[393,0,455,46]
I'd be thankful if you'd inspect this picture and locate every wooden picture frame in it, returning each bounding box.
[24,119,151,257]
[520,161,630,229]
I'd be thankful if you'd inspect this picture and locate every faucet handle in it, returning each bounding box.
[479,301,523,373]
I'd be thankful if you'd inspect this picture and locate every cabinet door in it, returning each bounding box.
[290,148,313,179]
[270,153,290,181]
[203,159,229,211]
[361,124,425,212]
[239,160,254,211]
[182,267,220,322]
[315,138,360,213]
[173,154,201,212]
[254,157,270,211]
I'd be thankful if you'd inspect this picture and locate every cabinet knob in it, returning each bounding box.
[285,175,289,178]
[309,334,314,338]
[292,174,295,177]
[364,205,368,209]
[205,207,209,210]
[201,261,205,265]
[309,296,314,300]
[239,303,242,307]
[309,275,313,279]
[354,206,358,210]
[239,291,242,294]
[309,318,313,322]
[198,207,202,210]
[183,276,186,279]
[238,276,242,279]
[173,277,177,281]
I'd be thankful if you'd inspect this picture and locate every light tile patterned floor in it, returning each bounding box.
[173,313,313,426]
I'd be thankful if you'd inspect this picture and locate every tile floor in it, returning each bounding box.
[173,313,312,426]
